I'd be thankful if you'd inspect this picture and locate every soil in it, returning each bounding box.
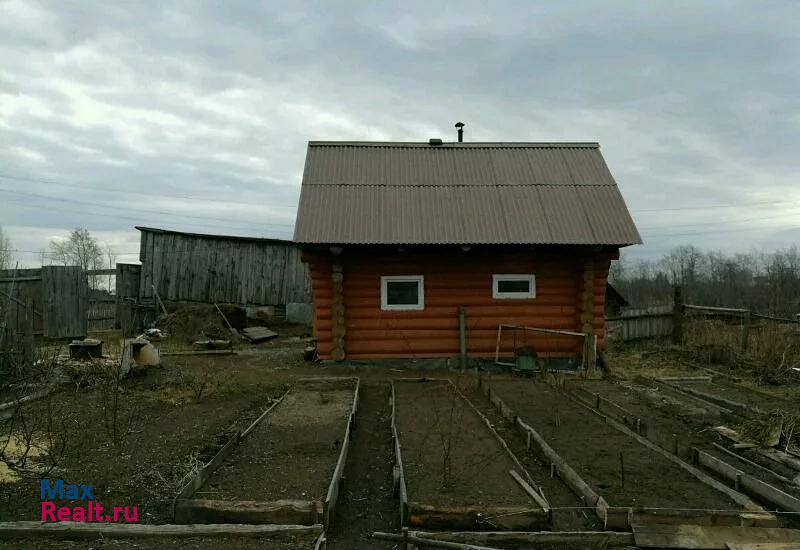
[393,380,530,508]
[0,535,319,549]
[578,379,717,454]
[486,379,742,510]
[209,383,354,502]
[459,381,599,530]
[326,382,396,550]
[676,379,798,413]
[0,357,291,523]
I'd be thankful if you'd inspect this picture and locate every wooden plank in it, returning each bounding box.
[0,521,322,540]
[173,499,322,526]
[696,449,800,513]
[391,381,409,526]
[407,530,636,548]
[241,326,278,343]
[509,470,550,512]
[447,380,549,511]
[324,378,359,528]
[242,388,292,438]
[727,544,800,550]
[560,387,765,514]
[407,503,550,531]
[632,524,800,549]
[374,530,505,550]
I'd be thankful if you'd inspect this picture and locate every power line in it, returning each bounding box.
[638,210,800,231]
[0,188,295,229]
[0,198,294,237]
[631,198,797,213]
[0,172,299,209]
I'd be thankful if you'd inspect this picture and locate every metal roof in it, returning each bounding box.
[293,142,642,246]
[136,226,295,245]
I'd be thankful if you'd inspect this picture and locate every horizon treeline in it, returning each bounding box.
[610,245,800,316]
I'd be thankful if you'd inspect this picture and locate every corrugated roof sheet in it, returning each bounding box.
[293,142,642,246]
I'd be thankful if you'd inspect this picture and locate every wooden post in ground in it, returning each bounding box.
[580,257,596,375]
[671,286,683,345]
[741,309,750,352]
[330,254,346,362]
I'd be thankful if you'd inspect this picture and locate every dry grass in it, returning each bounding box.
[683,318,800,384]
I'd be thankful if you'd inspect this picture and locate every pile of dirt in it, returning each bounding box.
[157,304,245,343]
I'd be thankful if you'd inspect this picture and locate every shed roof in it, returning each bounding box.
[293,142,642,246]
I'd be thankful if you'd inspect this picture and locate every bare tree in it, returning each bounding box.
[0,225,13,270]
[49,228,103,272]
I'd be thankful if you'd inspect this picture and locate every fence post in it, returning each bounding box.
[671,286,683,345]
[741,309,750,352]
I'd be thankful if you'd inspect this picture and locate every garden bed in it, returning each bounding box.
[176,377,358,527]
[392,379,547,531]
[485,379,744,512]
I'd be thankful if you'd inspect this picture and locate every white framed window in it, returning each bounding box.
[381,275,425,311]
[492,274,536,299]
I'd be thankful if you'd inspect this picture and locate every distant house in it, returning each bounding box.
[293,141,641,361]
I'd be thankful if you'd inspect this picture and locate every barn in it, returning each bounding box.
[293,140,641,363]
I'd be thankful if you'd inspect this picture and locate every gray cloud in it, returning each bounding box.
[1,0,799,265]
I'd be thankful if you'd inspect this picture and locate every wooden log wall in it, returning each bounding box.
[304,246,616,361]
[138,229,311,306]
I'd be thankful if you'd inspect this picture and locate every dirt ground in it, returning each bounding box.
[0,346,306,523]
[486,379,742,510]
[326,382,397,550]
[209,383,353,502]
[393,379,531,508]
[674,378,799,413]
[0,535,320,549]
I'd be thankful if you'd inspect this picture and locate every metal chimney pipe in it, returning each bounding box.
[455,121,465,142]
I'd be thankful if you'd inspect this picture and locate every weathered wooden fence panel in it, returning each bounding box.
[608,305,673,341]
[116,263,142,335]
[42,266,88,338]
[0,268,45,337]
[137,227,311,306]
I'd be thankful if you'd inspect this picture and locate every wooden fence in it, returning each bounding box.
[607,286,799,346]
[0,266,88,340]
[606,305,673,341]
[137,226,311,307]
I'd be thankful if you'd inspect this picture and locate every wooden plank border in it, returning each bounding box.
[556,382,768,519]
[390,381,409,526]
[323,377,360,529]
[479,381,606,526]
[404,529,636,548]
[447,379,550,512]
[0,521,323,540]
[694,448,800,513]
[242,388,291,438]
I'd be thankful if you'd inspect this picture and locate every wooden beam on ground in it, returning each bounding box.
[324,377,360,528]
[694,448,800,513]
[660,381,763,416]
[447,379,549,511]
[406,503,550,531]
[173,499,322,525]
[631,524,800,549]
[560,385,765,515]
[407,529,635,548]
[509,470,550,513]
[161,350,236,357]
[390,381,409,526]
[373,530,505,550]
[242,388,291,438]
[0,521,322,540]
[481,384,600,513]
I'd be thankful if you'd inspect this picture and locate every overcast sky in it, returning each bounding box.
[1,1,798,267]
